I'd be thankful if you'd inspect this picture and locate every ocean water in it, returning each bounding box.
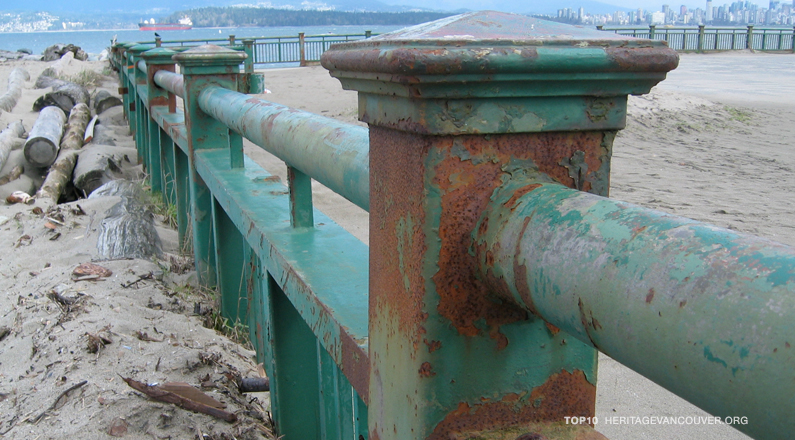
[0,25,402,57]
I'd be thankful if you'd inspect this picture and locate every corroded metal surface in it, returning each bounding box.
[367,126,606,440]
[197,86,370,211]
[153,70,185,100]
[192,149,371,403]
[475,177,795,440]
[323,11,678,134]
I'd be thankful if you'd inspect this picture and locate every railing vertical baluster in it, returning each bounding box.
[142,48,176,196]
[271,281,322,439]
[174,45,246,286]
[287,166,313,228]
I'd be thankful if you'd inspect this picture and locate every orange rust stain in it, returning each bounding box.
[504,184,542,209]
[428,370,596,439]
[370,127,611,353]
[369,128,430,355]
[545,322,561,336]
[424,339,443,353]
[419,361,436,378]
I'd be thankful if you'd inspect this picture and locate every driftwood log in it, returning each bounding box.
[74,145,136,195]
[92,90,123,115]
[0,120,25,171]
[0,68,29,113]
[24,106,67,168]
[37,103,91,203]
[33,81,90,114]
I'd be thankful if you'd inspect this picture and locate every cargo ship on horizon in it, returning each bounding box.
[138,16,192,31]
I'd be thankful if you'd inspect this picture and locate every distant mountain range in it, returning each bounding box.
[11,0,634,17]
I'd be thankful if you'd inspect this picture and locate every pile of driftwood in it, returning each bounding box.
[0,62,132,206]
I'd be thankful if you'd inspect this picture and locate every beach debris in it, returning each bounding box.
[0,120,26,171]
[31,380,88,423]
[84,115,98,143]
[0,68,30,113]
[74,146,136,195]
[0,165,23,186]
[238,377,270,393]
[0,326,10,342]
[107,417,128,437]
[24,106,67,168]
[6,191,34,204]
[92,90,123,115]
[86,330,113,353]
[33,80,90,114]
[121,376,237,422]
[72,262,113,279]
[37,103,91,203]
[42,43,88,62]
[135,330,162,342]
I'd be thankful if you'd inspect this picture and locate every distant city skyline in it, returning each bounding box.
[552,0,794,25]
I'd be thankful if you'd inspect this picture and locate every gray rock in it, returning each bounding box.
[96,195,162,260]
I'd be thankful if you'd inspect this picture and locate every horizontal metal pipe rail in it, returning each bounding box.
[153,70,185,98]
[133,32,375,65]
[197,86,370,211]
[476,177,795,440]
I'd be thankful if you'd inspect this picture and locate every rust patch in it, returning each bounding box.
[369,128,429,355]
[605,46,679,72]
[545,322,561,336]
[419,361,436,378]
[645,288,655,304]
[340,328,370,405]
[504,184,542,209]
[429,370,596,439]
[424,339,443,353]
[679,300,687,308]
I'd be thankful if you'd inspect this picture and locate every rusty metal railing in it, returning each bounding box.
[111,11,794,440]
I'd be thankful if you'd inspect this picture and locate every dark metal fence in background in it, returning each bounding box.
[599,24,795,52]
[144,32,373,65]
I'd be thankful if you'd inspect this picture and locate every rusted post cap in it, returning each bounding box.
[140,47,177,65]
[322,11,679,135]
[173,44,247,75]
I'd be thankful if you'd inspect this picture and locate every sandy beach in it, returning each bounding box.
[0,48,792,439]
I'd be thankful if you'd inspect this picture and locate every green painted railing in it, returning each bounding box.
[137,31,374,65]
[598,24,795,52]
[112,12,795,440]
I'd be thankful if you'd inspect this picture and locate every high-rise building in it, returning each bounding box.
[706,0,714,20]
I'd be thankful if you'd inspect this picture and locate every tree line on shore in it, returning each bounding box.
[164,8,454,27]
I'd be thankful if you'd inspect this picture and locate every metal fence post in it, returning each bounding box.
[299,32,306,67]
[650,23,656,39]
[127,44,153,164]
[747,24,754,49]
[792,25,795,53]
[141,48,178,203]
[174,46,247,286]
[698,24,705,52]
[323,11,678,440]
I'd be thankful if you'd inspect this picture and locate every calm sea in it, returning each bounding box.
[0,25,403,57]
